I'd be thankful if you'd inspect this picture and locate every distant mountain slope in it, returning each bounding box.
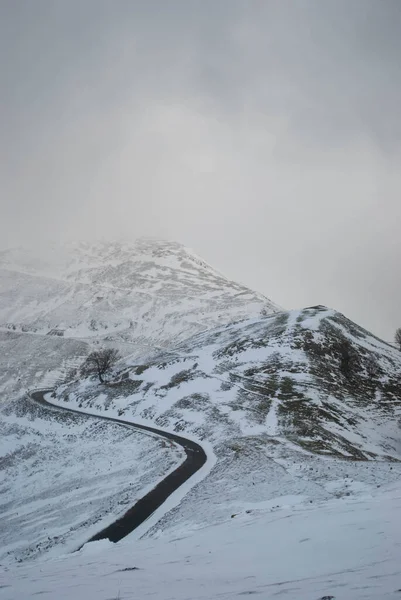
[0,239,279,348]
[0,330,89,398]
[57,306,401,461]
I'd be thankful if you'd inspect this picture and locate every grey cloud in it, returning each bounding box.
[0,0,400,341]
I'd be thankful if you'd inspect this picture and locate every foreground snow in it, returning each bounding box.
[0,397,185,563]
[2,481,400,600]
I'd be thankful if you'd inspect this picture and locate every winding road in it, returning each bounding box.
[30,390,207,545]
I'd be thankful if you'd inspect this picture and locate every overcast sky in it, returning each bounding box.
[1,0,400,340]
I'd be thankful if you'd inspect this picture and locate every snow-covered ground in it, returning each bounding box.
[2,479,400,600]
[0,396,184,564]
[1,392,400,597]
[1,239,401,598]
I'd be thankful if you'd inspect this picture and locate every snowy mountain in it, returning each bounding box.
[57,305,401,463]
[1,238,401,590]
[0,239,278,398]
[0,239,278,345]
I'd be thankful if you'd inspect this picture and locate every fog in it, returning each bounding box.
[1,1,400,340]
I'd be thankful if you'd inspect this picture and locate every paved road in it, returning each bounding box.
[30,390,207,544]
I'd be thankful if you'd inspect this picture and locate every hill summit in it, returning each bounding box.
[0,239,279,345]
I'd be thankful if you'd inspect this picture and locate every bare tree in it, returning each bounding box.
[395,328,401,350]
[81,348,121,383]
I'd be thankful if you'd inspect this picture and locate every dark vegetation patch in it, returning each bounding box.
[277,377,304,401]
[220,380,233,392]
[213,337,265,359]
[174,393,210,410]
[294,430,369,460]
[213,360,241,375]
[161,368,204,390]
[133,364,149,376]
[0,442,38,470]
[106,379,143,394]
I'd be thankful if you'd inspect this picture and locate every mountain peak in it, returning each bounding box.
[0,238,242,284]
[0,239,280,363]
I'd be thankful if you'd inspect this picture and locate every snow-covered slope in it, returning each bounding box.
[0,396,184,564]
[0,239,278,399]
[58,305,401,461]
[0,239,278,345]
[2,480,401,600]
[0,330,89,398]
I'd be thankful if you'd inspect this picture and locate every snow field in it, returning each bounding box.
[2,480,400,600]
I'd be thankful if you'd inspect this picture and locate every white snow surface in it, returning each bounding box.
[0,396,185,564]
[1,480,401,600]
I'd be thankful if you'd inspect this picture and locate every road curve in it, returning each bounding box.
[30,390,207,545]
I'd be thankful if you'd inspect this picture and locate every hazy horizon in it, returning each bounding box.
[1,1,400,341]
